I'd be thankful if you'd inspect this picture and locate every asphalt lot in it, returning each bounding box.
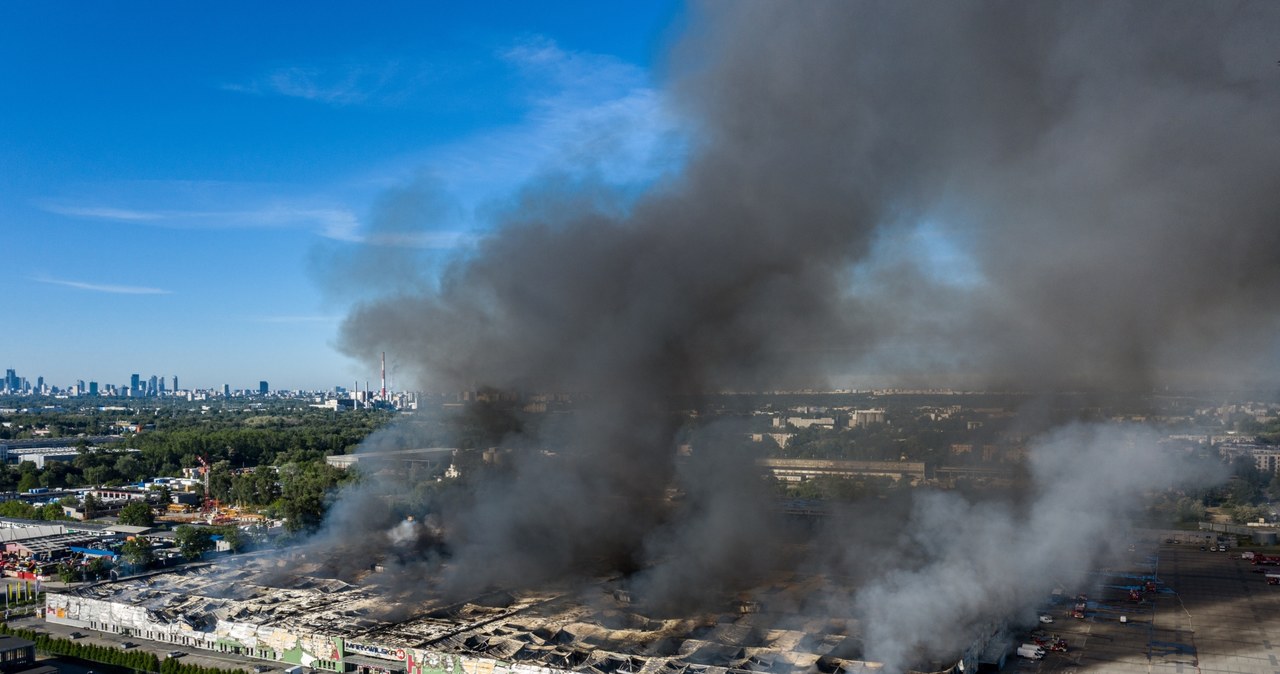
[10,613,272,673]
[1004,541,1280,674]
[33,655,106,674]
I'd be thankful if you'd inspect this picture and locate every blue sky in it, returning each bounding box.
[0,1,684,392]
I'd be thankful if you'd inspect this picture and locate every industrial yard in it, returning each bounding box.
[1005,539,1280,673]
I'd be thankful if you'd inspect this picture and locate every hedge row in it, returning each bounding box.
[1,623,161,671]
[0,623,246,674]
[2,591,45,608]
[160,655,250,674]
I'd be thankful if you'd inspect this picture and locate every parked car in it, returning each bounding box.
[167,652,186,659]
[1039,614,1054,624]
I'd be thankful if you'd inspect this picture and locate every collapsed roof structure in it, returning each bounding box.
[45,554,966,674]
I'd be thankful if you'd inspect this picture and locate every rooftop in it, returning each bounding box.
[55,554,957,673]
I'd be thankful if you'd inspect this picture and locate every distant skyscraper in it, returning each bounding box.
[89,382,99,396]
[37,376,44,392]
[159,376,166,394]
[223,384,231,398]
[130,373,141,396]
[147,375,158,396]
[172,375,178,392]
[4,369,16,392]
[259,381,269,395]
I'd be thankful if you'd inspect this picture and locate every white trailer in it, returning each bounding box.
[1016,645,1044,659]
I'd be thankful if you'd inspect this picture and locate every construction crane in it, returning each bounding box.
[196,456,218,513]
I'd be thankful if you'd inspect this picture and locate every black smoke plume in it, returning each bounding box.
[323,1,1274,669]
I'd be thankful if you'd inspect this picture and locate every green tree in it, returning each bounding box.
[56,561,79,583]
[174,525,215,560]
[120,537,154,569]
[38,502,68,520]
[278,461,348,533]
[16,472,39,494]
[115,453,147,482]
[0,500,37,519]
[81,493,101,518]
[118,500,156,527]
[212,525,245,553]
[150,484,174,507]
[208,461,234,503]
[86,556,110,579]
[40,461,73,488]
[83,464,113,486]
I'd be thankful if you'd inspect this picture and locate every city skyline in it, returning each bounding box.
[1,2,683,391]
[1,363,395,396]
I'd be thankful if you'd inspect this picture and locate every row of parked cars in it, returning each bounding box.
[68,631,185,659]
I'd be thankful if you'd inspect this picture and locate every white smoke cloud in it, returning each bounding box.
[853,423,1223,671]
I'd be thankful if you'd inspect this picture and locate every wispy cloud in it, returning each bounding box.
[32,276,172,295]
[401,36,686,208]
[500,35,638,95]
[43,199,357,232]
[223,61,410,106]
[43,198,471,250]
[42,205,165,221]
[245,315,341,324]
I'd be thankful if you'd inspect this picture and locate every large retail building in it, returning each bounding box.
[43,555,969,674]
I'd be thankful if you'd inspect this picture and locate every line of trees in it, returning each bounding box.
[0,623,248,674]
[0,498,68,521]
[160,656,249,674]
[0,408,393,492]
[2,590,44,608]
[2,623,159,671]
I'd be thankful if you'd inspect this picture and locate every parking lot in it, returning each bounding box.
[1006,541,1280,673]
[10,613,275,674]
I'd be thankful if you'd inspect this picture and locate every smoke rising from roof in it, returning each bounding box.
[843,423,1223,670]
[323,1,1273,670]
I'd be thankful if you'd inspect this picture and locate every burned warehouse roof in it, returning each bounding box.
[45,554,963,674]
